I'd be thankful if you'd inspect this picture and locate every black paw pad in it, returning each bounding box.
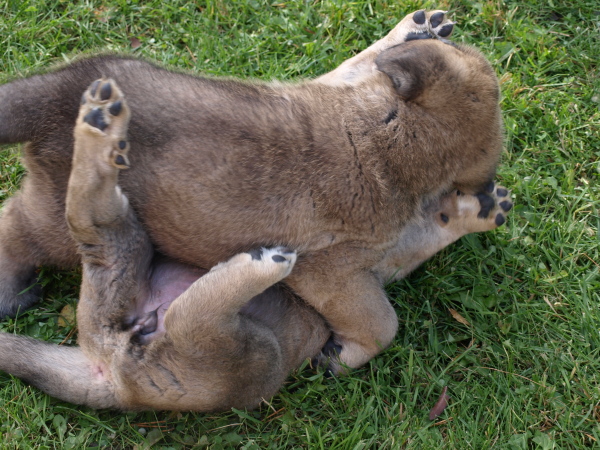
[248,248,263,261]
[484,181,495,193]
[440,213,449,223]
[89,80,101,97]
[413,10,426,25]
[83,108,108,131]
[406,32,433,41]
[272,254,286,263]
[500,200,513,212]
[495,213,506,227]
[100,82,112,101]
[114,154,128,167]
[476,193,495,218]
[109,101,122,116]
[118,140,127,150]
[438,23,454,38]
[430,11,445,28]
[496,188,508,197]
[322,337,342,357]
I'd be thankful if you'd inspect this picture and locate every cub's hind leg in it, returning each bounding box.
[0,79,143,410]
[67,78,153,335]
[0,161,78,318]
[67,78,132,243]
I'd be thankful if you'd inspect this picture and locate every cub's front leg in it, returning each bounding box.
[165,247,298,344]
[378,183,513,281]
[285,248,399,374]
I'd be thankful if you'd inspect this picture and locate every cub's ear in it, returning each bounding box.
[375,41,448,101]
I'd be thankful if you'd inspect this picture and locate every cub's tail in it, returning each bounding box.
[0,332,119,409]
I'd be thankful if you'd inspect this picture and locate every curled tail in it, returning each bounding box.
[0,332,119,409]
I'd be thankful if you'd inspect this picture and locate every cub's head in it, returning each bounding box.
[375,40,504,194]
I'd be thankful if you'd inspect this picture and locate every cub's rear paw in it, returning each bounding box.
[77,78,131,169]
[438,183,513,234]
[402,10,455,42]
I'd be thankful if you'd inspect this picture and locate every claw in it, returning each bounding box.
[89,79,101,97]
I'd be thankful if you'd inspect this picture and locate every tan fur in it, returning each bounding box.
[0,76,509,410]
[0,9,510,392]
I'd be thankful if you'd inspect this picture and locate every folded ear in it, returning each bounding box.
[375,41,450,101]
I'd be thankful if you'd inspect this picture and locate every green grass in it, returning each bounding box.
[1,0,599,448]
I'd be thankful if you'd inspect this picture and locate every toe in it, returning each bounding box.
[89,79,101,97]
[496,187,508,198]
[430,11,445,29]
[495,213,506,227]
[438,23,454,38]
[413,10,426,25]
[500,200,513,212]
[99,82,112,101]
[109,100,123,116]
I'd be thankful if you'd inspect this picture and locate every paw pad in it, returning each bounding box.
[78,78,131,169]
[406,10,455,42]
[437,182,513,234]
[476,183,513,230]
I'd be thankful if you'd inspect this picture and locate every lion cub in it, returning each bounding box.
[0,11,513,408]
[0,78,510,411]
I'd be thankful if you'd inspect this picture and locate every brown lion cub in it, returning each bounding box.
[0,10,510,378]
[0,77,511,411]
[0,77,510,411]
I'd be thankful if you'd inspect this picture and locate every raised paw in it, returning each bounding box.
[398,9,455,43]
[251,247,297,279]
[77,78,131,169]
[212,247,297,284]
[437,183,513,235]
[476,182,513,226]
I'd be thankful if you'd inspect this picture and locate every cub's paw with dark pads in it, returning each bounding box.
[437,183,513,235]
[78,78,131,169]
[472,183,513,231]
[403,10,455,43]
[255,247,297,279]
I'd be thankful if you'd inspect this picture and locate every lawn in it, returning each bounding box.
[0,0,599,448]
